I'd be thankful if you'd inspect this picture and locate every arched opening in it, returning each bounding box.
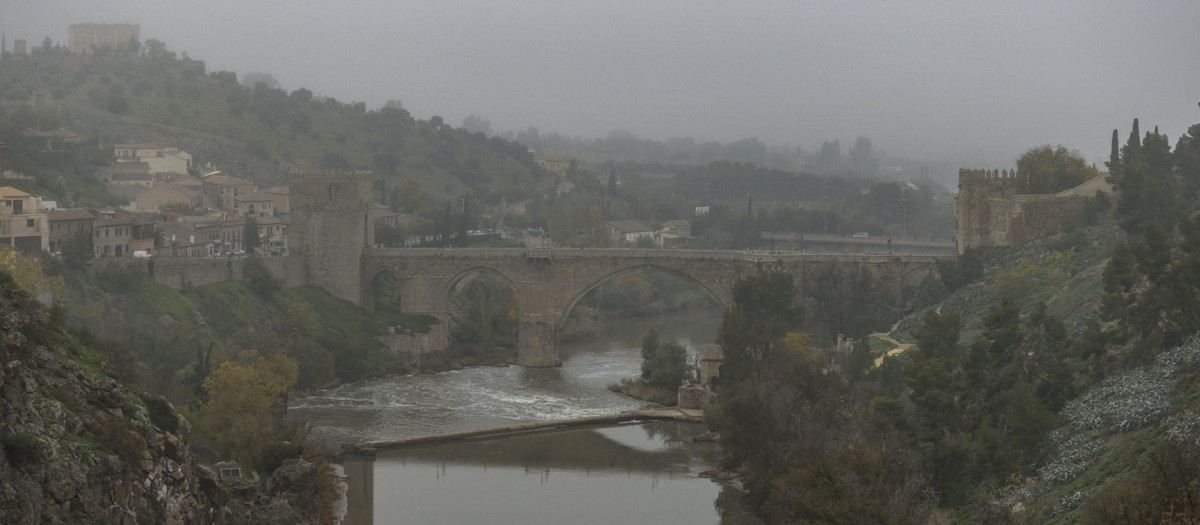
[445,268,519,362]
[560,265,722,341]
[370,270,404,323]
[556,265,722,397]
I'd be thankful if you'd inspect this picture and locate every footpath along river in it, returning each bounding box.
[287,310,732,524]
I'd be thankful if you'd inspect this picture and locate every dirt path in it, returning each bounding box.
[872,320,913,367]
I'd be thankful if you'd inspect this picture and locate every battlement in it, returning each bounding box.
[958,168,1020,184]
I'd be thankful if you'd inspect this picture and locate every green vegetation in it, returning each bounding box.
[1,433,44,468]
[709,116,1200,523]
[639,328,689,390]
[1016,144,1100,194]
[447,272,518,359]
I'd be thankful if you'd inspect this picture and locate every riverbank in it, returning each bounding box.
[349,407,704,453]
[607,377,679,405]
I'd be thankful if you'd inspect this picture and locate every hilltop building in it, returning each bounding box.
[69,23,139,55]
[114,144,191,175]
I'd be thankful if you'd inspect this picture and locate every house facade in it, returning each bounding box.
[0,186,49,253]
[47,208,96,254]
[113,143,191,175]
[135,183,201,212]
[605,219,655,245]
[69,23,140,55]
[201,174,257,213]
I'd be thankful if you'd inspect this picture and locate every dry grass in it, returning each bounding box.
[607,378,677,406]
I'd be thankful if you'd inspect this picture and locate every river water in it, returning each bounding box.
[287,310,727,524]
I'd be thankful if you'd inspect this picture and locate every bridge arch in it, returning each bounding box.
[443,265,520,303]
[555,263,729,335]
[363,266,404,313]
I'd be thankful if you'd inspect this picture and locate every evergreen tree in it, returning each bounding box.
[717,271,802,384]
[1108,128,1121,176]
[607,165,618,196]
[243,216,260,252]
[912,309,960,360]
[1177,124,1200,201]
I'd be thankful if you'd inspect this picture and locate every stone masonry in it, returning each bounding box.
[955,169,1113,254]
[362,248,946,366]
[129,170,949,367]
[288,170,375,303]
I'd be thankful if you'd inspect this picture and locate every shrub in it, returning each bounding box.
[254,440,302,475]
[144,395,179,434]
[244,257,280,298]
[2,433,43,467]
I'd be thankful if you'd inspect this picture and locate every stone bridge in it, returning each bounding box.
[357,248,948,366]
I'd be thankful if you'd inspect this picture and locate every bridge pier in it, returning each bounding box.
[518,313,561,367]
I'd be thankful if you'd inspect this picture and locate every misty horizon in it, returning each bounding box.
[3,0,1198,168]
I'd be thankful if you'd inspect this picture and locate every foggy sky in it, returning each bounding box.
[3,0,1198,167]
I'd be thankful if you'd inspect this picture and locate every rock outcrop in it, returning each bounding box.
[0,286,327,523]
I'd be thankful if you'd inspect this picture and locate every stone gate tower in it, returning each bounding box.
[954,169,1021,254]
[289,170,374,303]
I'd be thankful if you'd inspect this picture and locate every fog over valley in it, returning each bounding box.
[4,0,1199,167]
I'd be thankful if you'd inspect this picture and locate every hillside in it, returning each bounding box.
[0,280,332,523]
[53,260,433,401]
[0,48,549,208]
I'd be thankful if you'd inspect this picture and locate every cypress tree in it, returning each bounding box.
[1109,129,1121,175]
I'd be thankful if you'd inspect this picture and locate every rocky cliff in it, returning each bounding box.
[0,286,326,523]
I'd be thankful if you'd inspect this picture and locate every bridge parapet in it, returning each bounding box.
[360,248,950,366]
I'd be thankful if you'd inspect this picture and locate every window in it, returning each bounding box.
[27,218,35,228]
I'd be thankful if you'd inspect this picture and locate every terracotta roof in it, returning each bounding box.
[0,186,31,198]
[241,190,274,201]
[114,143,161,149]
[112,161,151,174]
[48,208,96,221]
[203,175,253,186]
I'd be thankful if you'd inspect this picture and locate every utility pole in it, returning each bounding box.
[822,196,829,236]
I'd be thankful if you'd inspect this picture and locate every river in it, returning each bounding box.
[287,310,729,524]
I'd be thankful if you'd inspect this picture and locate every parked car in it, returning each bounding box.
[132,250,152,259]
[852,232,869,238]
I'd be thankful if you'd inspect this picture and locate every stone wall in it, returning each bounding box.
[678,382,719,410]
[379,322,447,356]
[142,256,304,289]
[955,169,1022,254]
[288,171,374,303]
[955,169,1112,253]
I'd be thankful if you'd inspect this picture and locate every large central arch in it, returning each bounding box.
[554,263,729,336]
[358,248,954,366]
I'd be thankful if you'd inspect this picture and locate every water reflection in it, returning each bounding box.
[289,311,721,444]
[344,423,721,525]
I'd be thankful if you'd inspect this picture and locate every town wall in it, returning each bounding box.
[288,171,374,303]
[955,169,1112,253]
[115,256,305,290]
[379,322,448,356]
